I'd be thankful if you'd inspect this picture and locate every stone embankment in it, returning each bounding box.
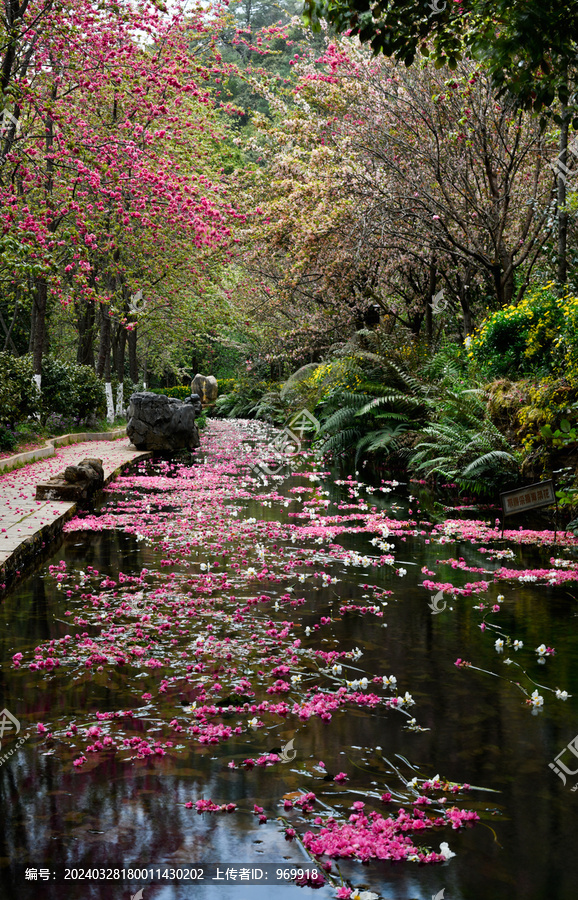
[0,434,150,593]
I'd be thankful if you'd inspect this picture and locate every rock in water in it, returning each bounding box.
[36,458,105,502]
[64,458,104,486]
[191,374,218,404]
[126,392,200,451]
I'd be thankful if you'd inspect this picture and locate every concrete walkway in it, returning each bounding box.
[0,437,150,590]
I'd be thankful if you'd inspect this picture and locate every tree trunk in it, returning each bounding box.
[115,326,127,418]
[460,291,473,336]
[497,248,514,306]
[0,302,19,353]
[96,305,114,421]
[128,327,138,383]
[29,286,36,354]
[456,271,473,336]
[96,305,111,379]
[104,348,114,424]
[492,265,505,307]
[32,276,47,388]
[111,319,119,378]
[76,299,95,367]
[557,114,569,287]
[31,81,57,388]
[426,256,436,346]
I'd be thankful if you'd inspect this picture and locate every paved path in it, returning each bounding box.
[0,438,150,587]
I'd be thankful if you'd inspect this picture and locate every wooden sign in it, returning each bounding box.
[500,480,556,516]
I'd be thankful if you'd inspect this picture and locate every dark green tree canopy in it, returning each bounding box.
[302,0,578,117]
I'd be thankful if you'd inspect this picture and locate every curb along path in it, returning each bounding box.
[0,437,151,592]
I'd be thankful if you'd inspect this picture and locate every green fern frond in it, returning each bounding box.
[462,451,518,476]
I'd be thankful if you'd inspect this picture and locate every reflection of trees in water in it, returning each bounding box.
[0,530,148,731]
[64,530,144,576]
[1,752,222,899]
[0,528,143,666]
[2,465,578,900]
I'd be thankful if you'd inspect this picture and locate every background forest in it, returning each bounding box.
[1,0,578,505]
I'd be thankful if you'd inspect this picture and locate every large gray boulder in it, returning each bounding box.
[127,392,200,451]
[191,373,218,404]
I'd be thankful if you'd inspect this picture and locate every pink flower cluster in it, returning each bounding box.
[302,808,446,863]
[185,799,236,813]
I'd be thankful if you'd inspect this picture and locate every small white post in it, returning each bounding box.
[105,382,114,423]
[115,382,124,419]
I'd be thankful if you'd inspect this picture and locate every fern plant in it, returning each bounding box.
[313,356,430,464]
[312,336,519,495]
[409,416,519,495]
[213,378,285,420]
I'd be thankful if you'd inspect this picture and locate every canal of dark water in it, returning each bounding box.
[1,419,577,899]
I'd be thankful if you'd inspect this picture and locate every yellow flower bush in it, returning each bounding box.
[300,358,363,404]
[468,283,566,378]
[217,377,237,395]
[470,284,578,452]
[554,292,578,385]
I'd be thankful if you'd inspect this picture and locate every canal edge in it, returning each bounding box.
[0,446,152,597]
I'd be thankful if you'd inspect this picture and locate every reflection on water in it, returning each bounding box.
[1,427,578,900]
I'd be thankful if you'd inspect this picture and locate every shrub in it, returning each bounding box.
[44,412,80,435]
[148,385,191,400]
[0,423,18,451]
[40,356,106,424]
[0,352,40,427]
[516,378,578,451]
[214,376,282,419]
[217,377,236,395]
[468,284,564,379]
[553,291,578,386]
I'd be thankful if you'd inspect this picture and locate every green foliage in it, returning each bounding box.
[468,285,565,379]
[313,348,430,464]
[0,352,40,427]
[552,465,578,514]
[214,375,285,420]
[39,356,106,424]
[466,1,578,119]
[554,291,578,387]
[540,420,578,448]
[511,379,578,453]
[303,0,578,117]
[310,335,518,495]
[0,424,18,451]
[148,386,191,400]
[303,0,462,67]
[218,377,237,395]
[315,380,420,465]
[410,349,520,494]
[218,0,324,127]
[410,419,519,495]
